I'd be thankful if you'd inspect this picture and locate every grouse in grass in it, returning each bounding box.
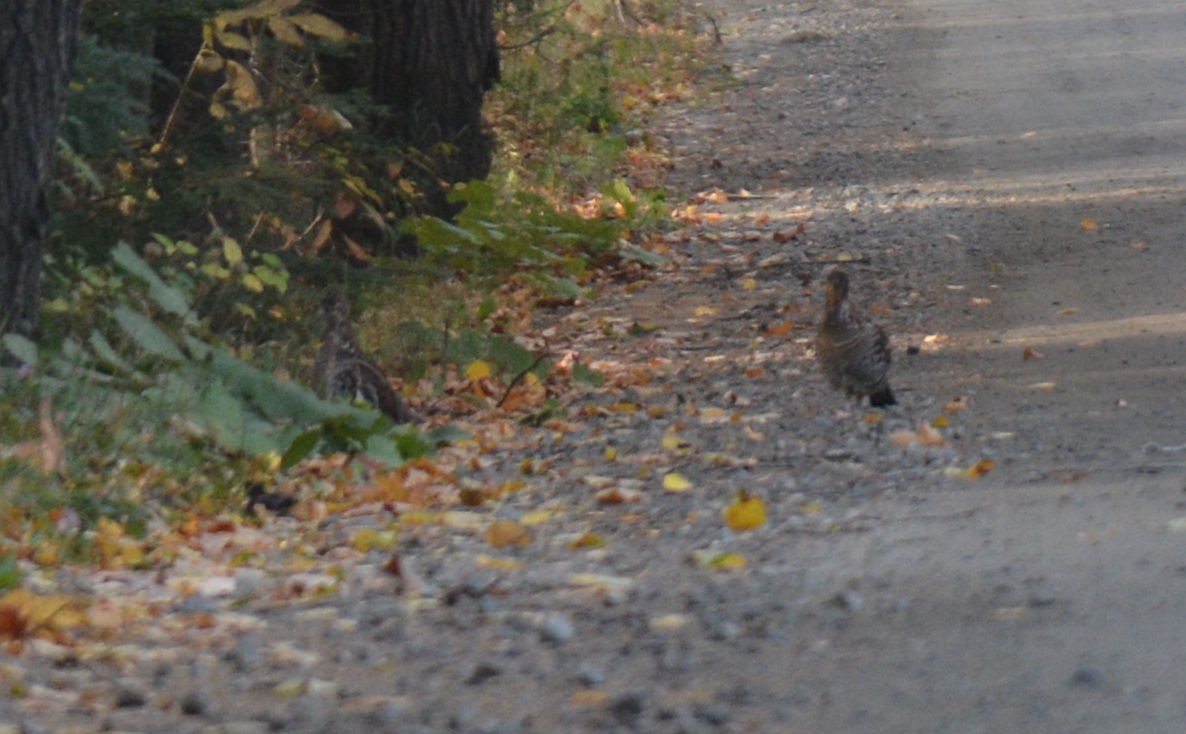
[815,269,896,407]
[314,290,418,423]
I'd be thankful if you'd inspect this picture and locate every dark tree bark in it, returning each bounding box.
[0,0,84,339]
[317,0,499,217]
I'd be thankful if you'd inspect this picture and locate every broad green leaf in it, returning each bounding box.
[111,241,191,317]
[281,428,323,469]
[252,264,288,292]
[112,306,185,362]
[2,334,38,366]
[88,330,132,373]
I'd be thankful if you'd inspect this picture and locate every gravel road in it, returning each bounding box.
[9,1,1186,732]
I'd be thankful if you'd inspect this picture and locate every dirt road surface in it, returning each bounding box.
[706,0,1186,731]
[11,1,1186,733]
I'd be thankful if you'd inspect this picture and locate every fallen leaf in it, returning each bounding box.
[1028,381,1057,393]
[595,486,643,504]
[688,551,748,570]
[741,277,757,290]
[724,492,767,532]
[1055,307,1079,317]
[661,426,692,453]
[1128,240,1147,250]
[764,320,796,338]
[772,222,806,242]
[944,396,969,412]
[662,472,693,492]
[465,360,493,379]
[1021,346,1043,360]
[1080,217,1099,232]
[964,459,995,479]
[917,420,944,447]
[569,533,606,550]
[487,519,531,548]
[970,297,991,307]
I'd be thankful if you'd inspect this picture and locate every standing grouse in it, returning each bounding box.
[815,269,896,407]
[314,290,418,423]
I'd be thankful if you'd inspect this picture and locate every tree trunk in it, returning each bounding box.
[318,0,499,217]
[0,0,83,340]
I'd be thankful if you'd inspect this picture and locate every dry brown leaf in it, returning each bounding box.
[944,396,969,413]
[917,420,945,447]
[1021,346,1043,360]
[595,486,642,504]
[487,520,531,548]
[1080,217,1099,232]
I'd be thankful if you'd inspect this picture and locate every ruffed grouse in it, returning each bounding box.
[314,290,418,423]
[815,269,896,407]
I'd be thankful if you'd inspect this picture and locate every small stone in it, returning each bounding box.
[227,633,262,673]
[114,687,147,708]
[180,691,208,716]
[709,621,741,641]
[576,664,605,687]
[466,660,503,685]
[290,693,330,731]
[610,690,647,722]
[1069,667,1105,688]
[540,613,575,644]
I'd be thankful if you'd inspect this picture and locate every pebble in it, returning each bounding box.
[539,612,575,643]
[610,690,648,722]
[114,686,147,708]
[180,691,209,716]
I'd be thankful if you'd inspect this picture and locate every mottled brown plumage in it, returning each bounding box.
[815,269,895,407]
[314,290,418,423]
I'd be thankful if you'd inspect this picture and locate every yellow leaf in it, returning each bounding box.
[932,415,949,428]
[288,12,353,42]
[0,589,81,633]
[693,306,717,317]
[1080,216,1099,232]
[267,15,303,45]
[662,472,693,493]
[241,273,264,293]
[724,492,767,532]
[475,554,523,571]
[352,528,397,553]
[222,236,243,266]
[520,510,553,526]
[661,425,691,453]
[604,446,618,461]
[691,550,747,570]
[465,360,493,380]
[741,278,757,290]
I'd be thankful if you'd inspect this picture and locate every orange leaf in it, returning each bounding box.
[964,459,995,479]
[764,320,795,338]
[1080,217,1099,232]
